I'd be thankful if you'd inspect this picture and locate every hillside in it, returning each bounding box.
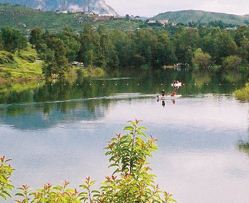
[0,0,118,15]
[0,4,142,31]
[153,10,249,26]
[0,46,43,84]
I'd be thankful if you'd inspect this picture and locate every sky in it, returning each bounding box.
[105,0,249,17]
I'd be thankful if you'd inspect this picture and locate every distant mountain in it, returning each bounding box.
[0,0,118,15]
[153,10,249,25]
[0,4,142,31]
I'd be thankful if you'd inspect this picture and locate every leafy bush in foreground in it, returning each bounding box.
[0,156,14,200]
[1,120,175,203]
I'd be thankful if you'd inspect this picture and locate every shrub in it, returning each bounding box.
[238,141,249,155]
[0,51,14,64]
[0,156,14,200]
[98,120,174,203]
[3,120,175,203]
[234,83,249,101]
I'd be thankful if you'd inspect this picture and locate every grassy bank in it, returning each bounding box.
[0,47,105,86]
[234,83,249,101]
[0,46,43,84]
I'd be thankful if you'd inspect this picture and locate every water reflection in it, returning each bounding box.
[238,139,249,156]
[0,101,108,130]
[0,70,247,105]
[0,70,247,130]
[0,95,248,203]
[0,70,248,203]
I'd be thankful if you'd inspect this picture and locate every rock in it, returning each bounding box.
[0,0,118,16]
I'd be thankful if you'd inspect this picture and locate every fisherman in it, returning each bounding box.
[161,90,166,107]
[161,90,166,100]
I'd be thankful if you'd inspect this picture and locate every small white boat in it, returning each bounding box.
[171,82,182,88]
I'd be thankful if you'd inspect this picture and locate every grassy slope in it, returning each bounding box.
[0,4,143,31]
[0,46,43,83]
[153,10,249,25]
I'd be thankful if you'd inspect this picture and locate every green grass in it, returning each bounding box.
[234,83,249,101]
[0,46,43,83]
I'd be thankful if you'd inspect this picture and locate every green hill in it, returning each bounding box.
[153,10,249,26]
[0,4,142,32]
[1,4,247,31]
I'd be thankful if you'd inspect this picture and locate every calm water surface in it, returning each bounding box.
[0,71,248,203]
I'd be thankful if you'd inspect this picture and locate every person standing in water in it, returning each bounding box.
[156,90,166,107]
[161,90,166,107]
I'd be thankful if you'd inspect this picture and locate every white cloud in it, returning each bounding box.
[105,0,249,17]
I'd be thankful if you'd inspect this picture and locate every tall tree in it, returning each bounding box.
[1,27,27,52]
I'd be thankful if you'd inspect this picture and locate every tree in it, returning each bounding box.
[78,25,99,66]
[238,38,249,63]
[30,28,43,48]
[201,28,237,64]
[192,48,212,70]
[222,55,242,71]
[234,26,249,46]
[173,28,200,64]
[0,27,27,52]
[85,49,94,66]
[59,28,80,62]
[0,34,3,50]
[43,35,68,77]
[110,30,133,68]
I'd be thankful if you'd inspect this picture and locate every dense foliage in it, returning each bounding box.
[27,25,249,76]
[0,121,175,203]
[1,24,249,78]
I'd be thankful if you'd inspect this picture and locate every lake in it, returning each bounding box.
[0,71,248,203]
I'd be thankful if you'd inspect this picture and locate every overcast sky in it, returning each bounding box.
[105,0,249,17]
